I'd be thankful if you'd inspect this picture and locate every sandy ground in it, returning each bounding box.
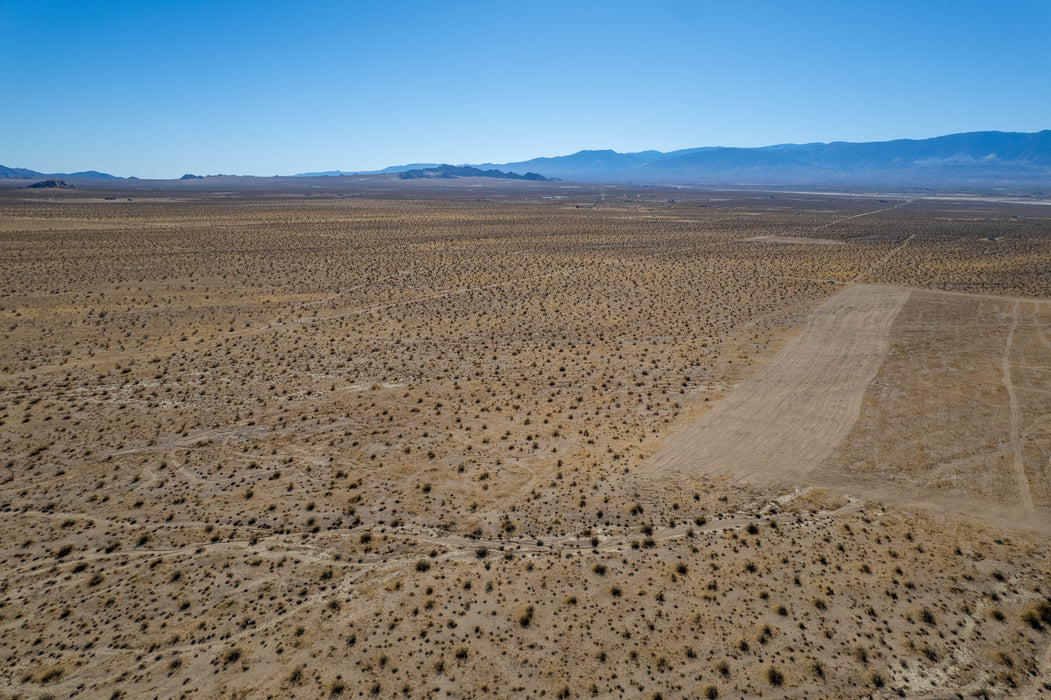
[647,284,911,486]
[646,281,1051,538]
[744,235,845,245]
[0,186,1048,699]
[812,291,1051,535]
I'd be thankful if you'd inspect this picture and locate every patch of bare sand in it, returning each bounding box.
[810,291,1051,534]
[647,284,910,485]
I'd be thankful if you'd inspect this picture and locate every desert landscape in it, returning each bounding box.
[0,178,1048,699]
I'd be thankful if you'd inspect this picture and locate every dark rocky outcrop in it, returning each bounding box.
[26,179,74,189]
[399,164,549,181]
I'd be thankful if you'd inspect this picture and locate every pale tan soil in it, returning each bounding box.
[810,291,1051,534]
[0,186,1048,699]
[647,284,910,487]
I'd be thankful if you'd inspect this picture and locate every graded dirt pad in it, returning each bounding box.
[647,284,911,487]
[646,281,1051,535]
[0,183,1048,699]
[810,290,1051,534]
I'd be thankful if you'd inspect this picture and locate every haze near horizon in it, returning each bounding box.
[2,0,1049,179]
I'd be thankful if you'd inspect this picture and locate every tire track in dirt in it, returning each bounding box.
[1002,299,1036,519]
[646,284,910,486]
[853,233,915,283]
[814,198,912,231]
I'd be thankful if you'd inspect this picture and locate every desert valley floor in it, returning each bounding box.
[0,178,1048,699]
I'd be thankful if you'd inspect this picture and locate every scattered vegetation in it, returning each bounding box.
[0,186,1047,698]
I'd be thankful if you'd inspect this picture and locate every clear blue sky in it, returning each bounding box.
[2,0,1049,178]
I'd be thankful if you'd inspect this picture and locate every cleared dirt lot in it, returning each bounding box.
[648,284,911,487]
[811,290,1051,533]
[648,283,1051,536]
[0,181,1048,699]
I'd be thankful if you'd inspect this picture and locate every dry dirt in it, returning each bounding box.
[647,284,912,487]
[0,180,1048,699]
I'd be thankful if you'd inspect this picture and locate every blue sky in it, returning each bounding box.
[2,0,1049,178]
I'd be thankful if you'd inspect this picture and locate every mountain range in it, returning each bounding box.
[397,164,549,181]
[4,130,1050,187]
[303,130,1051,188]
[0,165,118,180]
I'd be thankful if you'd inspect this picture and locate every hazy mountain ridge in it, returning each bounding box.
[7,130,1049,186]
[296,130,1050,187]
[398,164,549,181]
[491,131,1051,185]
[0,165,118,179]
[294,164,441,177]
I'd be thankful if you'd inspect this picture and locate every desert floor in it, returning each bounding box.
[0,179,1048,699]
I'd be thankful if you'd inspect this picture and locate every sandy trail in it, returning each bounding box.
[813,198,912,230]
[1002,299,1036,519]
[853,233,915,283]
[647,284,910,485]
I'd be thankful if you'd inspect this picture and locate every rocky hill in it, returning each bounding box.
[398,164,549,181]
[26,179,74,189]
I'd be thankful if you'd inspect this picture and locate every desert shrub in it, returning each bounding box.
[1021,600,1051,629]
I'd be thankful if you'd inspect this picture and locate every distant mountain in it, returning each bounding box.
[0,165,119,179]
[7,130,1048,188]
[398,164,549,181]
[294,164,441,177]
[472,131,1051,187]
[65,170,119,179]
[1,165,47,178]
[26,179,74,189]
[293,170,358,177]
